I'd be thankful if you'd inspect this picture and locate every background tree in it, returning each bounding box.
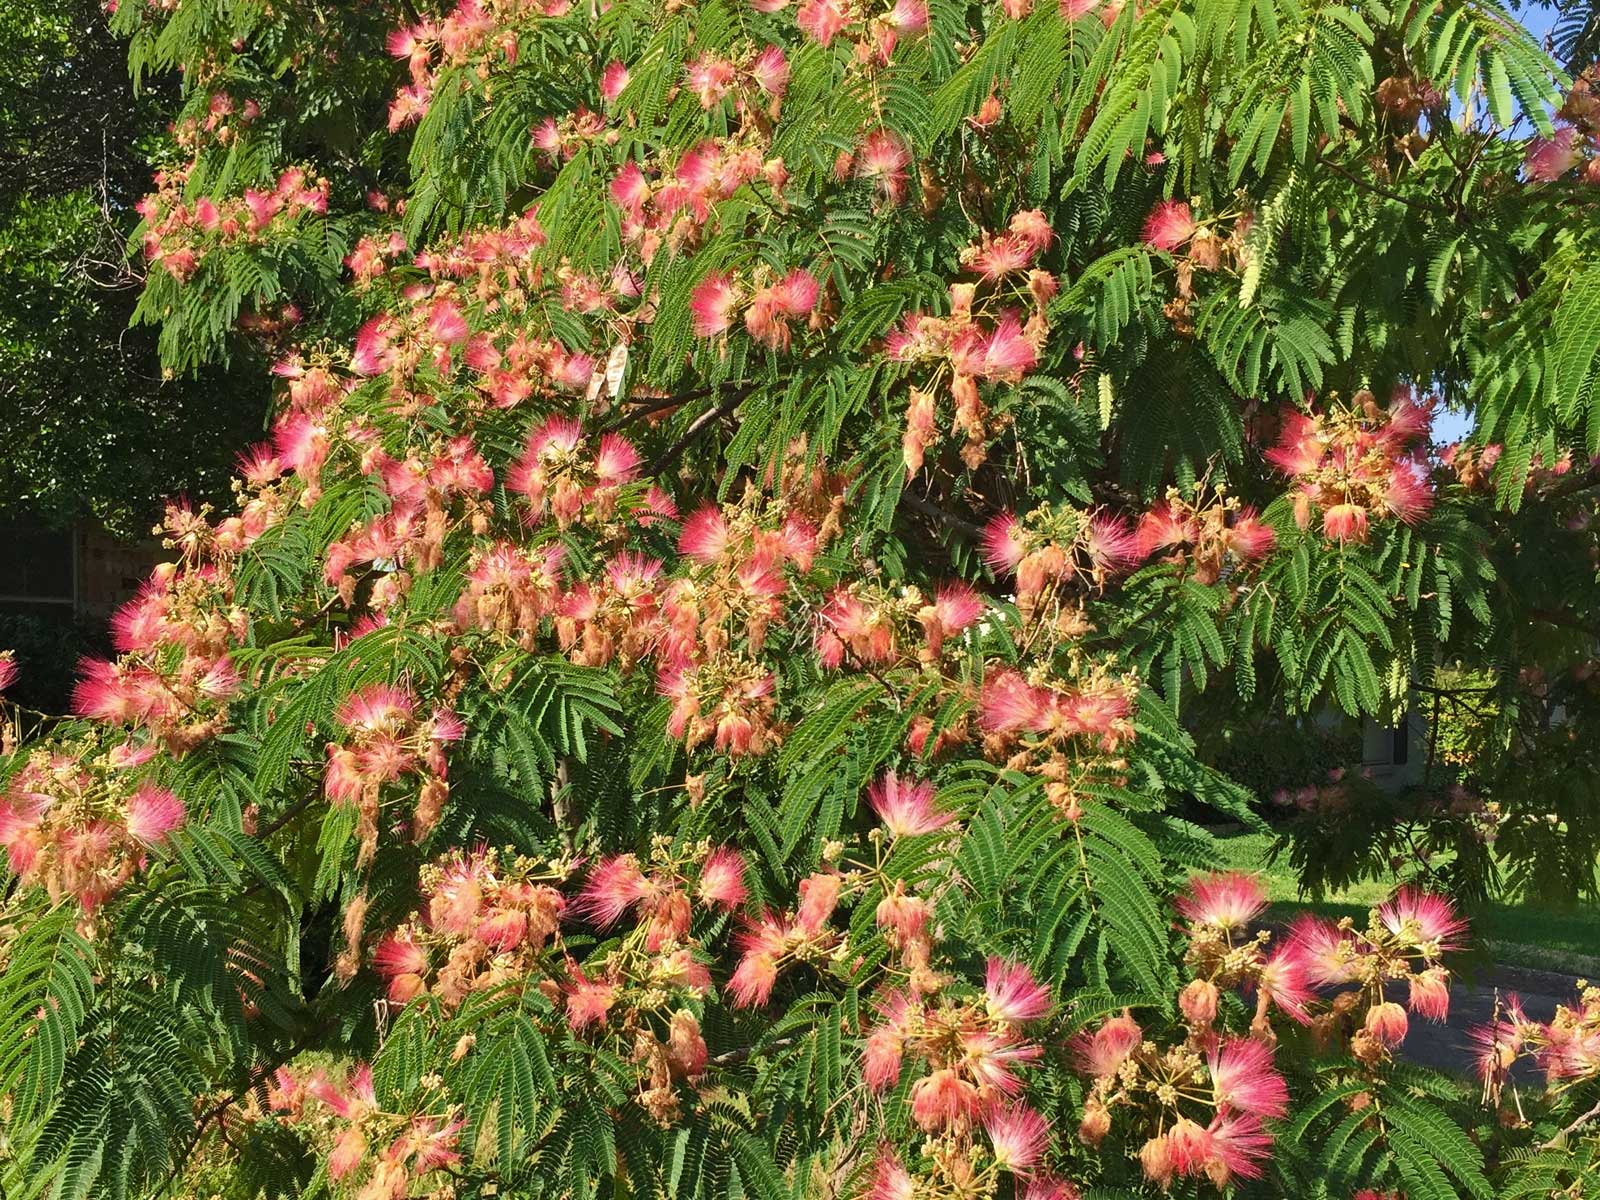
[0,0,267,537]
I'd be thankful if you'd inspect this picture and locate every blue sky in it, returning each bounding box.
[1426,0,1562,444]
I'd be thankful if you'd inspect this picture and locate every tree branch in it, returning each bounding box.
[644,388,751,477]
[900,491,985,538]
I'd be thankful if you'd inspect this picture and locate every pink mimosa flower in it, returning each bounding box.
[867,771,954,838]
[1175,870,1268,932]
[1208,1038,1289,1118]
[1141,200,1194,251]
[1378,887,1467,952]
[985,957,1053,1023]
[126,783,186,844]
[985,1104,1050,1174]
[697,846,747,909]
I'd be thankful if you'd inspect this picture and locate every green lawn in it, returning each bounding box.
[1213,831,1600,977]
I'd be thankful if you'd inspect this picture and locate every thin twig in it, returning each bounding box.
[1542,1099,1600,1149]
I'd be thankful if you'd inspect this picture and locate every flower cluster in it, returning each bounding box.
[73,526,247,752]
[323,685,463,863]
[509,417,641,526]
[610,138,791,264]
[170,90,263,155]
[136,166,330,281]
[982,503,1137,608]
[1174,872,1466,1064]
[689,266,821,348]
[684,44,791,113]
[728,870,847,1005]
[1473,982,1600,1103]
[1073,1011,1286,1189]
[1522,67,1600,184]
[0,748,185,916]
[373,846,567,1006]
[893,211,1056,471]
[977,665,1138,820]
[786,0,929,64]
[864,983,1063,1194]
[816,580,984,669]
[266,1063,463,1200]
[385,0,572,130]
[571,842,756,1123]
[1132,488,1277,584]
[1264,389,1435,543]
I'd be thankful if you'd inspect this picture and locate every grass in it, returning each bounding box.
[1213,831,1600,978]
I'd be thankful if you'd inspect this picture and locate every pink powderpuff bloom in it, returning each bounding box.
[350,315,397,375]
[1524,126,1578,182]
[1225,510,1277,560]
[979,310,1039,378]
[1285,913,1358,985]
[985,1104,1050,1174]
[910,1066,982,1131]
[868,1151,916,1200]
[1408,965,1451,1021]
[887,0,930,31]
[863,1024,906,1091]
[749,45,789,96]
[426,298,468,345]
[1133,501,1196,557]
[690,272,741,336]
[932,581,984,634]
[979,668,1048,734]
[1208,1038,1289,1118]
[1071,1014,1143,1077]
[600,61,630,103]
[696,846,747,909]
[795,871,841,935]
[1264,410,1327,477]
[981,512,1028,572]
[773,268,819,316]
[565,965,619,1030]
[1204,1111,1272,1183]
[1085,512,1139,572]
[1365,999,1410,1046]
[610,160,651,214]
[337,684,416,732]
[867,771,954,838]
[677,504,731,562]
[1255,942,1316,1022]
[373,932,430,1002]
[1468,1002,1528,1083]
[273,412,331,480]
[728,931,781,1007]
[985,957,1053,1023]
[1321,501,1370,543]
[1164,1116,1213,1176]
[578,855,654,925]
[1378,886,1467,951]
[856,129,911,205]
[125,783,186,844]
[328,1126,367,1179]
[237,442,284,486]
[1384,462,1433,523]
[1175,870,1268,933]
[1141,200,1194,251]
[593,432,642,485]
[796,0,849,45]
